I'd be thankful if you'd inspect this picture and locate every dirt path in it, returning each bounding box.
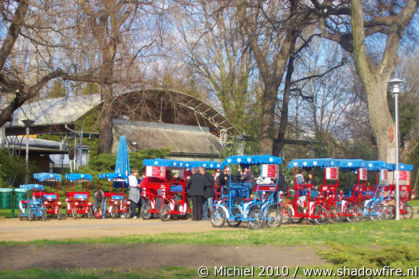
[0,217,236,242]
[0,243,326,270]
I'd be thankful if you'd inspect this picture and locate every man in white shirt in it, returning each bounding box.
[128,169,141,218]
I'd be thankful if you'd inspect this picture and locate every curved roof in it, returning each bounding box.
[8,88,238,136]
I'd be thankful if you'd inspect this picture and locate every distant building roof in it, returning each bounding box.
[112,120,222,159]
[6,89,238,138]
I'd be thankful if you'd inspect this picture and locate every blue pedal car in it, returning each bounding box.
[210,154,283,229]
[18,184,47,221]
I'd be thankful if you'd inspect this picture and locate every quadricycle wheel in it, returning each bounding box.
[248,209,264,229]
[266,208,282,228]
[226,206,242,227]
[160,205,171,221]
[210,207,226,227]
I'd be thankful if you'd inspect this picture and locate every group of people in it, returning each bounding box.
[92,165,289,220]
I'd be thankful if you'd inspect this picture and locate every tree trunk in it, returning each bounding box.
[273,55,294,156]
[365,79,395,162]
[97,85,113,154]
[258,83,277,154]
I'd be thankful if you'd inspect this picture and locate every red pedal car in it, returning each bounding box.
[98,172,130,218]
[65,173,93,219]
[141,158,190,220]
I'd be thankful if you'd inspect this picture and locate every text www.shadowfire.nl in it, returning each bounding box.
[197,265,418,278]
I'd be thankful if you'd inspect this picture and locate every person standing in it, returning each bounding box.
[187,167,205,220]
[93,188,107,219]
[276,170,287,203]
[128,169,141,219]
[202,167,215,220]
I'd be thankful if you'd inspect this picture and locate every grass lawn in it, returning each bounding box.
[1,219,418,278]
[2,218,417,247]
[409,199,419,207]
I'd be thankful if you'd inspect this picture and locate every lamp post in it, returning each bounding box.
[22,119,35,184]
[388,78,403,220]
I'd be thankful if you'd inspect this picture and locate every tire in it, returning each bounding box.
[401,204,414,219]
[281,206,292,225]
[329,207,344,223]
[346,206,362,223]
[226,207,241,227]
[57,213,62,220]
[125,207,132,219]
[42,210,47,221]
[388,205,396,219]
[19,211,24,221]
[210,207,226,227]
[72,207,77,219]
[87,207,93,219]
[141,203,152,220]
[248,209,264,229]
[111,206,119,219]
[160,205,171,221]
[28,210,34,221]
[312,206,329,225]
[266,208,282,228]
[291,205,304,224]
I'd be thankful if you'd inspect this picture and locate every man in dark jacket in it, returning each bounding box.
[187,167,205,220]
[276,171,287,203]
[202,167,215,219]
[218,166,231,195]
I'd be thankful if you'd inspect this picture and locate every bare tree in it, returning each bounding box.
[171,1,256,133]
[236,0,318,154]
[0,0,64,127]
[312,0,418,161]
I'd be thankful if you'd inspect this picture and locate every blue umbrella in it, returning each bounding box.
[115,136,130,178]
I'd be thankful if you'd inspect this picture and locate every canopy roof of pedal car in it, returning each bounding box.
[387,163,414,171]
[365,160,391,171]
[287,158,340,169]
[98,172,128,188]
[337,159,367,169]
[186,161,222,169]
[143,158,188,168]
[65,173,93,182]
[223,154,282,166]
[19,184,45,190]
[98,172,128,181]
[33,172,62,182]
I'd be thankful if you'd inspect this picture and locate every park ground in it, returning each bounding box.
[0,205,418,278]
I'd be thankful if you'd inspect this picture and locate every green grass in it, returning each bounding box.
[0,208,15,218]
[409,199,419,207]
[1,219,418,247]
[0,267,197,279]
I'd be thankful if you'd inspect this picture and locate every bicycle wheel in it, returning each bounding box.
[210,207,226,227]
[160,205,171,221]
[248,209,264,229]
[266,208,282,228]
[329,207,344,223]
[312,206,329,225]
[401,204,414,219]
[141,203,152,220]
[281,206,292,225]
[226,207,241,227]
[346,206,362,223]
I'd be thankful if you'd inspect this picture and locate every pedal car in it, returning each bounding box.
[98,172,130,218]
[210,154,283,229]
[18,184,47,221]
[142,158,190,220]
[65,173,93,219]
